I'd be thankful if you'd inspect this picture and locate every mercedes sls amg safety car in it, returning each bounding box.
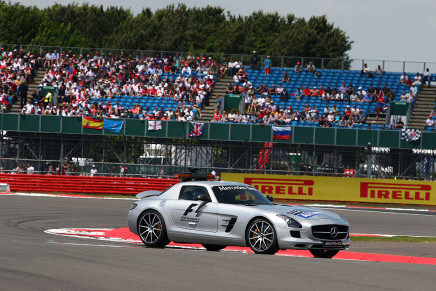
[128,175,350,258]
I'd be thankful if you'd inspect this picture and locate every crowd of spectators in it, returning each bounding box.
[18,50,237,120]
[10,49,430,130]
[0,48,37,112]
[210,63,413,128]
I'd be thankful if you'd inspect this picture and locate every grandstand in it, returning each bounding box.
[2,47,434,131]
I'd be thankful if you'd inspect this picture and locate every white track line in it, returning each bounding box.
[3,192,435,213]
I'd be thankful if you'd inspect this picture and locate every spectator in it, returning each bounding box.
[405,76,413,87]
[423,68,432,87]
[413,73,422,86]
[280,88,289,100]
[400,91,407,102]
[426,115,434,128]
[396,117,404,129]
[26,163,34,174]
[306,62,316,74]
[302,85,311,98]
[294,62,302,74]
[250,51,259,71]
[90,165,98,177]
[405,90,415,103]
[374,65,384,76]
[356,87,365,103]
[361,63,374,78]
[263,56,271,75]
[386,88,396,103]
[282,71,290,82]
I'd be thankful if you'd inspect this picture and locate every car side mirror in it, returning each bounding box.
[266,195,274,202]
[194,194,210,202]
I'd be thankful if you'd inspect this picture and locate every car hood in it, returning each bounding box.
[248,204,345,222]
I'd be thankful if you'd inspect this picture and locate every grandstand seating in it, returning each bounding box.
[243,67,416,119]
[89,67,415,118]
[25,50,424,130]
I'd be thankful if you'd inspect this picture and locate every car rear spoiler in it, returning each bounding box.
[136,190,162,199]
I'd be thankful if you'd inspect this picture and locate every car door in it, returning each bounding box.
[169,185,218,233]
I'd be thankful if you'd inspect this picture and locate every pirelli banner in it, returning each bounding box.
[221,173,436,206]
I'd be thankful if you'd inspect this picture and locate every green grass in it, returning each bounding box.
[351,236,436,243]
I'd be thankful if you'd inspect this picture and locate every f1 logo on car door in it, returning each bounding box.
[169,186,217,232]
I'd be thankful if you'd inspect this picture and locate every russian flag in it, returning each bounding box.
[272,126,291,140]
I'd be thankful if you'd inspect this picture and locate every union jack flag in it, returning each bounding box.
[189,122,204,137]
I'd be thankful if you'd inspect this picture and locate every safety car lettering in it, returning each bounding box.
[287,209,321,219]
[183,203,198,216]
[180,216,200,223]
[180,203,204,222]
[217,186,254,191]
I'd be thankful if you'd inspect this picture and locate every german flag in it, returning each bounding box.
[82,116,104,130]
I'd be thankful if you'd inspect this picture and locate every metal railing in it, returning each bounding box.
[2,43,436,73]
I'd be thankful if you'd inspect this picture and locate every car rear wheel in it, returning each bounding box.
[309,249,339,258]
[138,210,169,248]
[246,219,279,255]
[202,244,227,251]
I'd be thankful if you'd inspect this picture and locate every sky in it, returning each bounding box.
[9,0,436,67]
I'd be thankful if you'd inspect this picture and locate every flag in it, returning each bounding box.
[148,120,162,131]
[82,116,103,130]
[272,126,291,140]
[103,119,123,133]
[257,142,273,170]
[189,122,204,137]
[401,128,422,142]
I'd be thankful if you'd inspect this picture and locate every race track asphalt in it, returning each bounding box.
[1,195,435,291]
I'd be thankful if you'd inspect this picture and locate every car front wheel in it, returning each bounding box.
[246,218,279,255]
[138,210,169,248]
[309,249,339,258]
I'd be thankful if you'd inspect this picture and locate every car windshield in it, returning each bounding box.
[212,185,272,205]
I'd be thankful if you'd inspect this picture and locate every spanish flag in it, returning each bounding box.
[82,116,104,130]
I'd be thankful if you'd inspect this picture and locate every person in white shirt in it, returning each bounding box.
[90,165,98,177]
[400,91,407,101]
[26,163,34,174]
[423,68,432,86]
[181,65,191,75]
[426,116,434,127]
[413,73,422,86]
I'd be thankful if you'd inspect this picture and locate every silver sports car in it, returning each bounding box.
[128,180,350,258]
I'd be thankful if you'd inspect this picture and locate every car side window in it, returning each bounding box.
[179,186,210,201]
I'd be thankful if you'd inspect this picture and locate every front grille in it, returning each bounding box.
[312,225,348,240]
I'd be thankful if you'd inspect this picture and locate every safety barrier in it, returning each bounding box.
[222,173,436,206]
[0,174,179,195]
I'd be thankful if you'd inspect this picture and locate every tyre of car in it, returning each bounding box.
[246,218,279,255]
[309,249,339,259]
[202,244,227,251]
[137,210,170,248]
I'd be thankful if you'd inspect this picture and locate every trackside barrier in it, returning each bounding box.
[222,173,436,206]
[0,174,179,195]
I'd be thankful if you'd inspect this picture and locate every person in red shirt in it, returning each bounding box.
[213,110,222,122]
[377,93,385,103]
[318,85,325,97]
[302,85,311,97]
[310,86,319,98]
[345,106,352,117]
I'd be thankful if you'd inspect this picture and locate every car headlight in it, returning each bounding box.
[130,203,137,210]
[276,214,302,228]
